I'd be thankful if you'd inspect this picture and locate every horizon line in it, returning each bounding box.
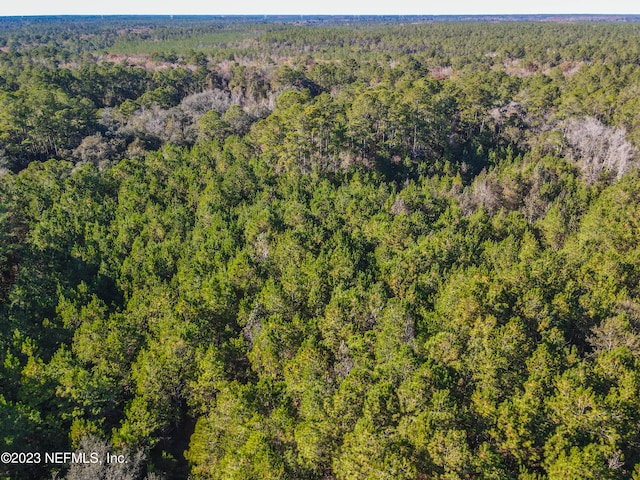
[2,13,640,18]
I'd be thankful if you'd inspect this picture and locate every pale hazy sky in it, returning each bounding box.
[0,0,639,16]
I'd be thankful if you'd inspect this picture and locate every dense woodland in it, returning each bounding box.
[2,15,640,479]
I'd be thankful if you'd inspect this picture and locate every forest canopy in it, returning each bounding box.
[2,15,640,480]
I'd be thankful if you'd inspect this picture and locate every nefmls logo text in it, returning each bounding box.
[45,452,100,464]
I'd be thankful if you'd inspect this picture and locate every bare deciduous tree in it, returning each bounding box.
[179,89,233,117]
[565,117,638,183]
[587,314,640,356]
[62,436,148,480]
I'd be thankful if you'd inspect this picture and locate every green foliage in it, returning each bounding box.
[3,15,640,480]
